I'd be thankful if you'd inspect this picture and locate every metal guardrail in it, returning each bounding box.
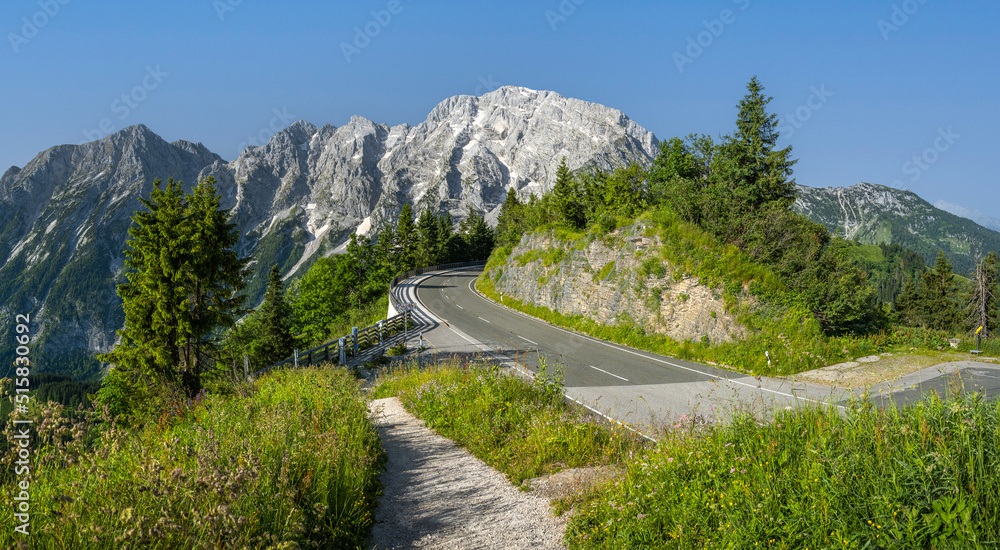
[388,260,487,311]
[251,309,410,376]
[253,260,486,378]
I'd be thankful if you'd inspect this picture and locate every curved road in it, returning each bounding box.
[397,267,845,432]
[393,267,1000,432]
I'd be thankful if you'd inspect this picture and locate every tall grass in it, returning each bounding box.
[373,359,646,484]
[0,367,383,549]
[567,393,1000,548]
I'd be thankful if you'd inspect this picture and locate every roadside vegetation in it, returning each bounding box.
[0,367,383,548]
[373,358,646,485]
[373,356,1000,548]
[568,392,1000,549]
[482,76,999,376]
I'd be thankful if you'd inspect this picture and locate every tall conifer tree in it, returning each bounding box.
[100,177,247,398]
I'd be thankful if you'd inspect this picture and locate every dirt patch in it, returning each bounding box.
[520,465,621,501]
[792,351,1000,388]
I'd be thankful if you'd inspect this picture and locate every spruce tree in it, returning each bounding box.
[100,177,247,399]
[553,157,585,228]
[181,177,248,395]
[255,265,295,365]
[416,208,440,267]
[395,203,418,271]
[100,179,188,394]
[464,209,495,261]
[893,276,924,327]
[496,188,523,246]
[921,251,961,332]
[718,76,798,216]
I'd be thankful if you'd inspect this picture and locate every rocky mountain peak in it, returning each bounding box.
[1,87,662,379]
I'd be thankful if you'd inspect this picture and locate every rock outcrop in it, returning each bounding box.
[488,222,746,344]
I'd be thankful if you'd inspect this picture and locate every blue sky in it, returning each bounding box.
[3,1,998,216]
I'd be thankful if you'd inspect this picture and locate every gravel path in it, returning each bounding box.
[368,397,567,550]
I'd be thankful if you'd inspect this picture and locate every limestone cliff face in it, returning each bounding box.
[488,222,746,344]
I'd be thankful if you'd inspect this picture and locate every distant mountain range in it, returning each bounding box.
[934,201,1000,233]
[0,86,657,379]
[3,86,998,380]
[793,182,1000,274]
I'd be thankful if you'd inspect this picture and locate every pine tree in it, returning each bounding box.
[416,208,440,267]
[921,251,961,332]
[496,188,523,246]
[553,157,585,228]
[100,177,247,399]
[395,203,418,271]
[717,76,798,217]
[255,265,295,365]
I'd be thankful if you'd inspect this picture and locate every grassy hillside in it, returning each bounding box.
[481,207,891,376]
[0,367,383,548]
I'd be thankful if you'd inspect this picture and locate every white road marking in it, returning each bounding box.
[590,365,629,382]
[456,304,464,309]
[478,317,491,323]
[465,277,844,410]
[517,335,538,345]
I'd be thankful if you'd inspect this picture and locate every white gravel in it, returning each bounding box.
[368,397,568,550]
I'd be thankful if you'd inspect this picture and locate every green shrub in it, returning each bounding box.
[596,261,616,281]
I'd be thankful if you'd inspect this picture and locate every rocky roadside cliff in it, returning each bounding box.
[486,222,746,344]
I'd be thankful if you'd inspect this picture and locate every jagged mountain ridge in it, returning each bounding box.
[0,86,659,379]
[793,182,1000,274]
[934,200,1000,233]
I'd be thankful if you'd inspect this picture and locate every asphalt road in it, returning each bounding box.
[409,267,852,429]
[415,269,735,388]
